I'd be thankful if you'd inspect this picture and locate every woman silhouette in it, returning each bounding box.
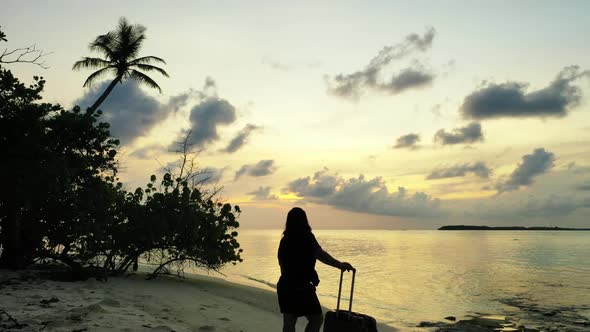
[277,207,354,332]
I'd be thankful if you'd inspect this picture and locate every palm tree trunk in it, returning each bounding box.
[89,76,121,112]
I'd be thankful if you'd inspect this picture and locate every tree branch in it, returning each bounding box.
[0,44,52,69]
[146,256,225,280]
[0,309,27,329]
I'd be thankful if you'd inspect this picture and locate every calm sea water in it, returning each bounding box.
[217,230,590,330]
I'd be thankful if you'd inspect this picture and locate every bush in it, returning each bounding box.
[0,59,242,277]
[0,66,119,269]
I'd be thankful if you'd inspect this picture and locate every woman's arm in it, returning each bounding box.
[315,248,355,271]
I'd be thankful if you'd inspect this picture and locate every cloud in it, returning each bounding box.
[186,100,236,147]
[327,27,436,98]
[434,122,484,145]
[167,92,193,113]
[285,168,341,197]
[202,77,217,93]
[221,124,260,153]
[427,162,492,179]
[178,78,237,148]
[461,66,590,119]
[381,67,434,93]
[248,186,278,200]
[129,145,167,159]
[285,169,443,218]
[76,80,192,144]
[496,148,555,193]
[261,58,291,71]
[192,167,225,185]
[262,57,323,71]
[468,194,590,222]
[235,160,276,180]
[393,133,421,149]
[523,196,590,217]
[452,167,590,226]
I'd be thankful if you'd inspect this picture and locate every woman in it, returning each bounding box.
[277,207,354,332]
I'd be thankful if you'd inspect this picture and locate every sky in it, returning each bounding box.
[2,0,590,229]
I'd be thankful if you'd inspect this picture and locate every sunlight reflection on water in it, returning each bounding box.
[215,230,590,329]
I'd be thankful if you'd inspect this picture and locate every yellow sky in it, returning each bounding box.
[3,1,590,228]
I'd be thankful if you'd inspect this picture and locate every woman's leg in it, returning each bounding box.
[283,314,298,332]
[304,313,323,332]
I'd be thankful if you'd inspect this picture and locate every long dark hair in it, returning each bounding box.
[283,207,312,237]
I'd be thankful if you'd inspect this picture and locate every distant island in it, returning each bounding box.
[439,225,590,231]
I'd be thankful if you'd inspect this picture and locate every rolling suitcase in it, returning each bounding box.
[323,270,378,332]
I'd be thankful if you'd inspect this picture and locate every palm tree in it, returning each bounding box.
[73,17,169,112]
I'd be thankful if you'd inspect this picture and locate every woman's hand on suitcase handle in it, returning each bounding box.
[339,262,355,272]
[316,248,355,271]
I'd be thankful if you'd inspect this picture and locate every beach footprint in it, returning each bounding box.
[198,326,215,331]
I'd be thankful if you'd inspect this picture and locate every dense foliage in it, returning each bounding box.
[0,28,242,277]
[0,67,119,270]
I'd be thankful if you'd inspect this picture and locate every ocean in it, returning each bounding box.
[219,229,590,330]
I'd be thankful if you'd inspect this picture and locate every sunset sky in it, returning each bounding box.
[3,1,590,229]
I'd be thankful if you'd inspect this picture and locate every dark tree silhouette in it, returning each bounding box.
[2,27,241,277]
[0,68,119,269]
[73,18,169,112]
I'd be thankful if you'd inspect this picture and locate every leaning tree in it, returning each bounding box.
[73,17,169,111]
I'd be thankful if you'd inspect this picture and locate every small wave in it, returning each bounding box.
[242,275,277,289]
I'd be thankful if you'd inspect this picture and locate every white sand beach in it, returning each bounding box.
[0,270,397,332]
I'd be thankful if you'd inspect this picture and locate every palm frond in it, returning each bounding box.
[133,64,169,77]
[117,17,146,36]
[76,17,167,96]
[83,67,114,87]
[115,18,146,60]
[72,57,112,70]
[120,17,146,40]
[130,69,162,92]
[89,32,116,58]
[128,56,166,65]
[126,34,146,59]
[119,69,132,81]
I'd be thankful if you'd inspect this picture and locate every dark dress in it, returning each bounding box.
[277,233,322,316]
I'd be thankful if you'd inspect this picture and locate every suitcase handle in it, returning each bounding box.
[336,269,355,314]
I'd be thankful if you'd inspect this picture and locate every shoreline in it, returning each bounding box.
[2,269,589,331]
[438,225,590,231]
[0,269,398,332]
